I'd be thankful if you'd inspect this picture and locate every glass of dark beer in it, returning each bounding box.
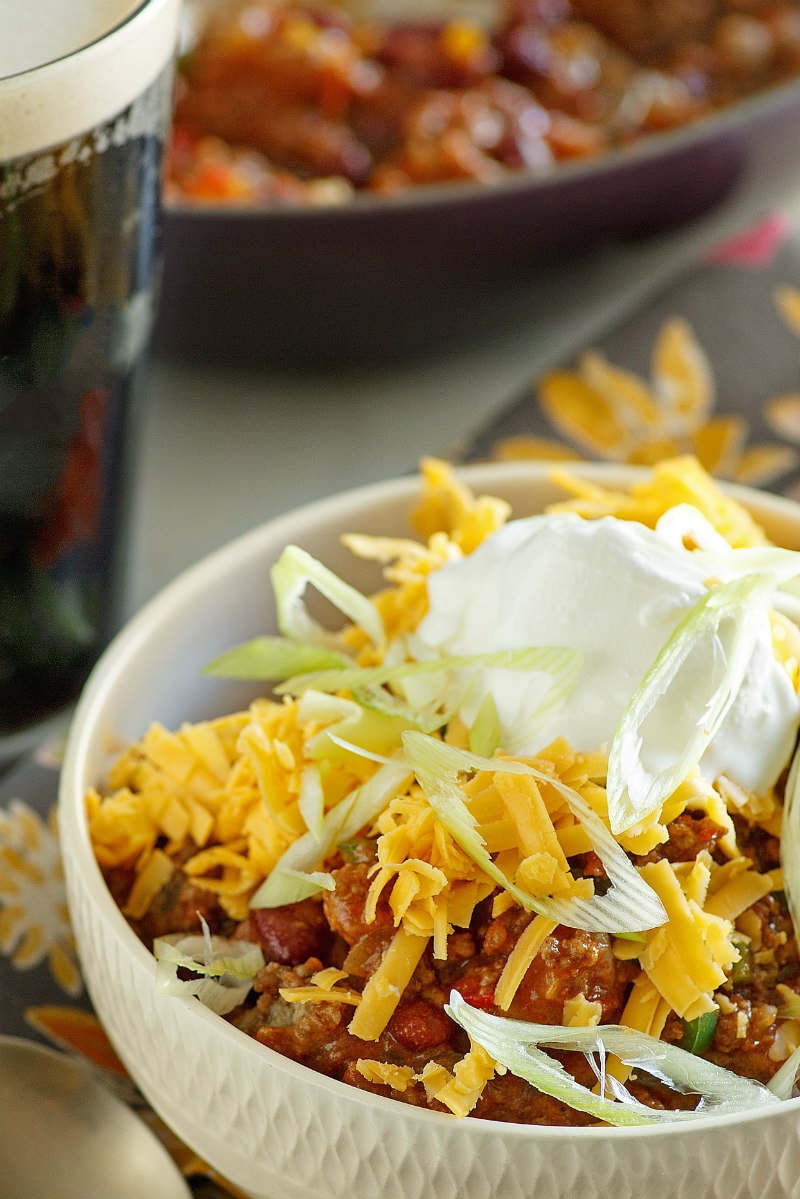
[0,0,181,762]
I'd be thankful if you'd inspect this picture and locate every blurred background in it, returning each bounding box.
[124,0,800,616]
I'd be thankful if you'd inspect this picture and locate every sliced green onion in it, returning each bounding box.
[277,646,582,753]
[250,755,413,908]
[279,648,575,698]
[401,732,666,934]
[695,545,800,586]
[325,732,395,765]
[655,504,733,554]
[446,992,779,1124]
[154,934,264,981]
[298,689,417,761]
[296,689,361,724]
[607,573,776,835]
[693,544,800,623]
[279,645,580,703]
[153,920,264,1015]
[259,867,336,905]
[204,635,351,680]
[271,544,384,649]
[298,764,325,841]
[348,684,447,735]
[469,693,502,758]
[767,1042,800,1100]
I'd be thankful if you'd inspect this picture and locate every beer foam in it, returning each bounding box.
[0,0,181,159]
[0,0,142,78]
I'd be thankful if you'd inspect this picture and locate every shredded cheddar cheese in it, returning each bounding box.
[355,1044,502,1117]
[410,457,511,552]
[495,915,558,1011]
[562,993,603,1027]
[88,697,383,921]
[604,972,671,1086]
[431,1041,500,1118]
[122,847,174,920]
[636,856,739,1021]
[279,964,363,1006]
[705,866,778,923]
[355,1060,416,1091]
[279,986,362,1005]
[348,927,428,1041]
[548,454,768,548]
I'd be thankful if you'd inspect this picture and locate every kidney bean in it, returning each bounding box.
[250,897,332,965]
[388,997,454,1051]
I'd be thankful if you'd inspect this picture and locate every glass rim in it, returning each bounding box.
[0,0,150,85]
[0,0,180,160]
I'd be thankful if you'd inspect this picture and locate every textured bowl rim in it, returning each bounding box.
[60,460,800,1144]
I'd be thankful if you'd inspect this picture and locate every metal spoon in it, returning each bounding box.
[0,1035,194,1199]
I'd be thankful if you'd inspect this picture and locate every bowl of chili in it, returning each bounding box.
[153,0,800,366]
[59,457,800,1199]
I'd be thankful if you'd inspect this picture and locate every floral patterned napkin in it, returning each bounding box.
[3,212,800,1196]
[0,741,246,1197]
[461,213,800,494]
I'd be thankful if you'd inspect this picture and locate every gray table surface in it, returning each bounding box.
[125,183,800,620]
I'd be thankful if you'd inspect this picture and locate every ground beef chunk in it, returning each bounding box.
[472,1067,598,1126]
[634,811,727,866]
[323,858,393,945]
[706,996,781,1083]
[734,815,782,873]
[737,893,800,995]
[446,908,636,1026]
[242,960,361,1072]
[111,856,233,944]
[506,925,633,1025]
[341,926,396,981]
[242,957,456,1081]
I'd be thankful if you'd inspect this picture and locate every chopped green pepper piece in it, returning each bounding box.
[679,1009,719,1054]
[729,933,753,984]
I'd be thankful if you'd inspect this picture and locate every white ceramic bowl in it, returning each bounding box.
[59,462,800,1199]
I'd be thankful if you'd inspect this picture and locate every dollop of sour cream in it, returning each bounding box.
[416,511,800,796]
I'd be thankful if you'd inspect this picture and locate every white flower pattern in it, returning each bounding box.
[0,799,82,995]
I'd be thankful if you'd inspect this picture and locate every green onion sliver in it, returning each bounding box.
[204,635,351,680]
[153,927,265,1015]
[401,732,666,935]
[447,992,779,1125]
[271,544,385,649]
[607,573,776,836]
[250,754,414,908]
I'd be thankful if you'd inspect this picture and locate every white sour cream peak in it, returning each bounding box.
[417,511,800,796]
